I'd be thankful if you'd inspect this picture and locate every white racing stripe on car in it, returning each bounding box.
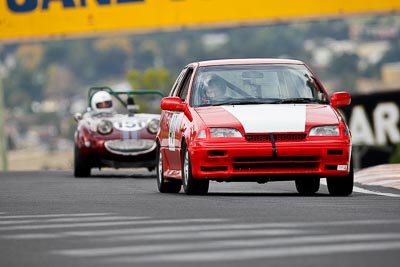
[222,104,306,133]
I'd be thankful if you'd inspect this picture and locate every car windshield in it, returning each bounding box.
[190,64,329,107]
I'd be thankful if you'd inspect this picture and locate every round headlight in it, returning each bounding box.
[147,119,160,134]
[97,120,113,135]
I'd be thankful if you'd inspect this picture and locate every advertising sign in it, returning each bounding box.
[341,91,400,167]
[1,0,400,41]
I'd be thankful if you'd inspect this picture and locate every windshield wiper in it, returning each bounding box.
[213,99,274,106]
[208,98,325,106]
[271,98,323,104]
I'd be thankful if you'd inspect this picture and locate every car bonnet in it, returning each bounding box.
[195,104,339,133]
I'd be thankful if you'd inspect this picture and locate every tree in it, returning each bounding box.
[93,37,133,79]
[126,68,174,113]
[327,53,360,92]
[126,68,173,92]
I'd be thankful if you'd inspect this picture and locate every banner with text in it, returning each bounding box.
[341,90,400,167]
[1,0,400,41]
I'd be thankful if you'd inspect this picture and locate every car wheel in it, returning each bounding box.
[326,163,354,196]
[182,146,209,195]
[74,145,91,178]
[147,166,155,172]
[156,146,181,193]
[295,177,320,195]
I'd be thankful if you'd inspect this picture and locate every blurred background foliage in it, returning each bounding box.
[127,68,173,91]
[0,14,399,163]
[2,15,399,114]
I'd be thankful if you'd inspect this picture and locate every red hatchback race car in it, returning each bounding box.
[73,86,164,177]
[156,59,353,196]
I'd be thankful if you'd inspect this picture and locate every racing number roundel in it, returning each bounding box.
[168,113,181,151]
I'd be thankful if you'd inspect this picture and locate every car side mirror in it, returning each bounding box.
[161,97,185,111]
[73,112,83,122]
[330,92,351,108]
[160,97,193,121]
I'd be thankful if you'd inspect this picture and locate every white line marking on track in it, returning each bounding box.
[352,185,400,197]
[0,216,150,225]
[368,180,400,186]
[0,213,114,219]
[321,179,400,197]
[115,241,400,262]
[0,217,148,230]
[0,218,226,231]
[3,219,400,240]
[104,229,306,242]
[53,233,400,257]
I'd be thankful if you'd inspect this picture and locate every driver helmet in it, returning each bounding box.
[91,91,113,113]
[204,75,226,98]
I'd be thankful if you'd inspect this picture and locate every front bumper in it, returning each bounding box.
[189,139,351,181]
[104,139,156,156]
[79,138,157,168]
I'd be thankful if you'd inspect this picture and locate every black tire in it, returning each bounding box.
[182,145,209,195]
[326,163,354,196]
[74,145,91,178]
[147,166,155,172]
[295,177,320,195]
[156,146,181,193]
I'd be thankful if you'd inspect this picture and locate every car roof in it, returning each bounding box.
[194,58,305,67]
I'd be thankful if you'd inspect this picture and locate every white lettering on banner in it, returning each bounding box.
[349,102,400,146]
[373,103,400,145]
[349,106,375,145]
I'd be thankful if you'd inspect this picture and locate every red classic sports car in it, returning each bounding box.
[156,59,353,195]
[73,86,163,177]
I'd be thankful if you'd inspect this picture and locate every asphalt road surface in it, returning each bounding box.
[1,169,400,267]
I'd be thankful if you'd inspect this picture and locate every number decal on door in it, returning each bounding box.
[168,113,181,151]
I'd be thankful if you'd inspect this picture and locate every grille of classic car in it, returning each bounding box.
[105,139,156,155]
[245,133,307,142]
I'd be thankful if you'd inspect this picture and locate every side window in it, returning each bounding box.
[176,68,194,102]
[169,69,187,97]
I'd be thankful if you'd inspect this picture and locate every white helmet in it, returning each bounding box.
[91,91,113,113]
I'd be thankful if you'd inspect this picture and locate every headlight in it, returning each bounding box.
[309,125,339,136]
[197,130,206,139]
[97,120,113,135]
[210,128,242,138]
[147,119,159,134]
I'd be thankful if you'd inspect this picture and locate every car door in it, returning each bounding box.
[163,67,194,171]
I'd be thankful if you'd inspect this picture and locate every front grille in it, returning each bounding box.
[105,139,156,155]
[245,133,307,142]
[233,156,320,170]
